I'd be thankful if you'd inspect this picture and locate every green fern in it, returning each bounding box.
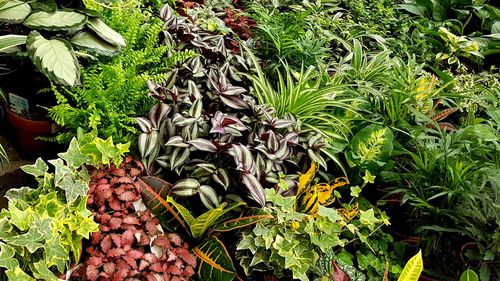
[47,2,194,146]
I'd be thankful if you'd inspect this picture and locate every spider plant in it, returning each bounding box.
[243,48,363,170]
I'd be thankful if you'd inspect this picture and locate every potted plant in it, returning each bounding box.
[0,0,125,156]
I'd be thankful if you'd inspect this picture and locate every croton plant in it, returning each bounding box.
[135,4,327,209]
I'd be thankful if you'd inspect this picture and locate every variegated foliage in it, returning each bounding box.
[135,4,327,208]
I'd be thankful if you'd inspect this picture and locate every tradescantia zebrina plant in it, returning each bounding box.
[0,0,125,86]
[135,4,327,208]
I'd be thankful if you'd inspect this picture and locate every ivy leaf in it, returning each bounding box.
[5,267,35,281]
[27,31,80,87]
[0,218,13,239]
[318,205,342,222]
[32,261,59,281]
[93,136,125,165]
[350,186,362,198]
[24,11,86,31]
[21,158,48,178]
[57,138,89,168]
[31,216,53,239]
[44,236,69,273]
[8,205,33,231]
[3,229,44,253]
[59,176,89,203]
[359,209,381,231]
[362,170,376,184]
[48,158,73,187]
[0,243,19,270]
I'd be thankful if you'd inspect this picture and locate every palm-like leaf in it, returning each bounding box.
[244,47,361,159]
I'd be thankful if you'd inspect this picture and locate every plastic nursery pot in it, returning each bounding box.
[5,107,56,157]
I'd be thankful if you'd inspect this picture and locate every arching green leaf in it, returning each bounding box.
[397,250,423,281]
[193,236,237,281]
[27,31,80,86]
[24,11,86,31]
[87,17,125,47]
[71,31,121,56]
[0,34,26,53]
[211,208,273,233]
[0,0,31,23]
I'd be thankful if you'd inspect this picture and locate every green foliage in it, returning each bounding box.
[315,229,405,280]
[236,189,389,281]
[0,142,105,280]
[345,124,394,174]
[245,48,362,167]
[47,1,192,145]
[384,84,500,278]
[248,1,330,69]
[436,27,483,68]
[0,0,124,86]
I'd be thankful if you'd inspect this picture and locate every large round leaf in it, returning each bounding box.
[87,17,125,47]
[24,11,86,31]
[27,31,80,87]
[0,0,31,23]
[0,35,26,53]
[71,31,121,56]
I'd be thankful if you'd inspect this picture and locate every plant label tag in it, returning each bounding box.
[8,93,30,119]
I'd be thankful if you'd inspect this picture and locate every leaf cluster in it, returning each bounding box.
[0,139,106,280]
[0,0,125,86]
[135,4,326,208]
[46,2,190,145]
[140,177,272,281]
[236,189,389,281]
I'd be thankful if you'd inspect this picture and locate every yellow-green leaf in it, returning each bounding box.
[397,250,423,281]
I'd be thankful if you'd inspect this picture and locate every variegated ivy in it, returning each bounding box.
[135,4,327,208]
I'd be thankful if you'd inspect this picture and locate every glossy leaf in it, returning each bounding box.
[211,208,273,233]
[397,250,423,281]
[138,177,190,234]
[193,236,237,281]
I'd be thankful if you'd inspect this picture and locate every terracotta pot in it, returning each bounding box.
[5,107,55,156]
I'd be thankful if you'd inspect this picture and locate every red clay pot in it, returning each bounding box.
[5,107,55,156]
